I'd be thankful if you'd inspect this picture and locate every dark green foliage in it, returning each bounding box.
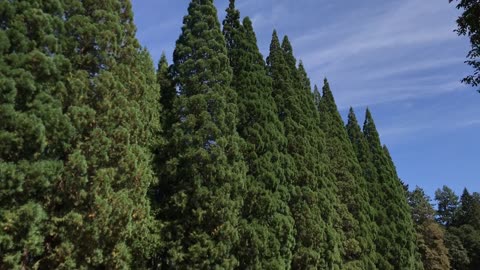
[223,1,295,268]
[0,1,72,268]
[362,109,421,270]
[408,187,450,270]
[449,0,480,90]
[156,0,247,268]
[455,189,480,228]
[445,189,480,270]
[347,108,421,269]
[444,230,471,270]
[51,1,160,268]
[158,53,176,132]
[318,80,376,269]
[346,108,381,266]
[1,0,161,268]
[435,186,460,227]
[435,187,480,270]
[313,85,321,110]
[267,31,342,269]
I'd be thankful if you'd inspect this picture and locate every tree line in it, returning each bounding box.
[0,0,477,269]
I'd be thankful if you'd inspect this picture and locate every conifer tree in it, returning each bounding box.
[318,80,376,269]
[223,1,295,268]
[156,0,247,268]
[408,187,450,270]
[362,109,421,270]
[267,31,342,269]
[435,186,459,227]
[158,53,176,133]
[0,1,73,268]
[42,1,160,268]
[2,0,161,268]
[313,85,322,110]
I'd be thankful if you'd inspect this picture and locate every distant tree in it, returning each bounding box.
[435,186,460,227]
[222,1,295,268]
[408,187,450,270]
[448,225,480,270]
[449,0,480,90]
[444,231,471,270]
[455,189,480,228]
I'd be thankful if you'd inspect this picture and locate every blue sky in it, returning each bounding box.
[132,0,479,199]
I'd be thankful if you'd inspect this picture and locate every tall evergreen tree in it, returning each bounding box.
[408,187,450,270]
[0,1,73,268]
[156,0,247,268]
[313,85,322,110]
[435,186,460,227]
[318,79,376,269]
[346,108,381,267]
[43,1,160,268]
[267,31,342,269]
[2,0,161,268]
[362,109,421,270]
[158,53,176,133]
[455,189,480,228]
[223,1,295,268]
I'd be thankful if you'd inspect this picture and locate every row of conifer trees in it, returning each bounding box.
[0,0,467,269]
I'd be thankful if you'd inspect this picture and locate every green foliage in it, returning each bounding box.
[155,0,247,268]
[2,1,476,270]
[362,109,421,270]
[223,1,295,268]
[445,230,471,270]
[158,53,176,133]
[408,187,450,270]
[0,1,72,268]
[267,32,342,269]
[1,0,161,268]
[318,80,376,269]
[435,185,460,227]
[449,0,480,90]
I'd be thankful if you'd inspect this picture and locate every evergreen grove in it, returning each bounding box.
[0,0,477,269]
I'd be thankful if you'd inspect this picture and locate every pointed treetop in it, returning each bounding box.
[363,108,380,138]
[243,17,254,32]
[281,35,296,68]
[348,107,359,125]
[228,0,236,10]
[322,77,335,104]
[313,84,321,109]
[224,0,241,30]
[270,30,281,51]
[281,35,293,55]
[297,60,311,91]
[158,52,168,70]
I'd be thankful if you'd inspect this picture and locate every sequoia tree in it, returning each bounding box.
[267,32,342,269]
[0,1,73,268]
[155,0,247,268]
[362,109,421,270]
[223,1,295,268]
[1,0,161,268]
[318,80,376,269]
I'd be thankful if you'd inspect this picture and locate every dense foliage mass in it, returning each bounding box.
[0,0,476,269]
[449,0,480,90]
